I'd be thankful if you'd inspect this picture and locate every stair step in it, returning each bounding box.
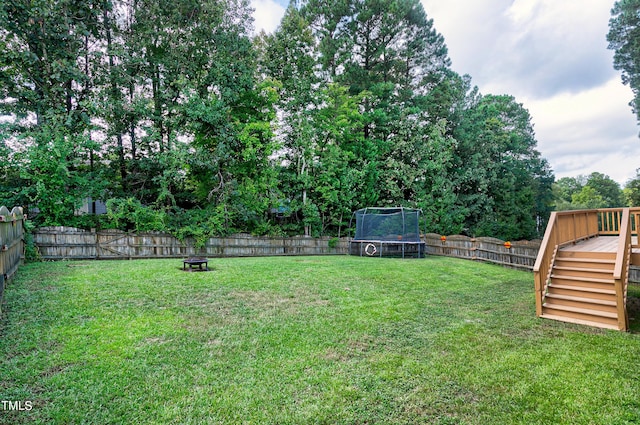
[544,293,617,307]
[553,266,613,275]
[554,259,615,271]
[555,257,615,265]
[543,303,618,319]
[539,313,621,330]
[552,266,614,281]
[556,251,616,260]
[548,283,616,295]
[550,274,614,285]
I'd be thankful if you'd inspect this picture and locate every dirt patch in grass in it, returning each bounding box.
[141,336,172,346]
[39,364,70,379]
[319,336,376,363]
[228,288,331,316]
[175,287,333,335]
[401,380,479,422]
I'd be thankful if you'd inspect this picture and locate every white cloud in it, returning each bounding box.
[524,78,639,181]
[251,0,286,35]
[421,0,640,183]
[424,0,615,99]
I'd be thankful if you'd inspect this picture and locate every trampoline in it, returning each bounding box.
[349,207,426,258]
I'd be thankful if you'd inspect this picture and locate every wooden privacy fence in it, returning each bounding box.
[33,228,541,269]
[33,227,350,260]
[0,206,25,309]
[423,233,541,270]
[30,227,640,282]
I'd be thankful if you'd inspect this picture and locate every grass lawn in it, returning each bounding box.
[1,255,640,424]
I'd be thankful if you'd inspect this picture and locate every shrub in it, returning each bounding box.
[106,198,167,232]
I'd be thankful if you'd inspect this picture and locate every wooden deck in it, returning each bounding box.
[561,236,639,253]
[535,208,640,331]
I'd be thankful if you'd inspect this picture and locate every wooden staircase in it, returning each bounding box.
[534,208,637,331]
[541,250,620,330]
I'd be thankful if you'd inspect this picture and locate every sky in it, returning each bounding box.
[250,0,640,185]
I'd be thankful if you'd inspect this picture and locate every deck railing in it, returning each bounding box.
[533,207,640,327]
[601,207,640,249]
[632,209,640,249]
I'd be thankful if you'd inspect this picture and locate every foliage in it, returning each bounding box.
[586,172,625,206]
[328,236,340,249]
[22,220,41,262]
[106,198,167,232]
[452,94,553,239]
[167,205,234,246]
[0,0,561,240]
[624,168,640,206]
[552,172,624,211]
[608,0,640,125]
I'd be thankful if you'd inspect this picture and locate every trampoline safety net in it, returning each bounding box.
[353,207,421,242]
[349,207,425,258]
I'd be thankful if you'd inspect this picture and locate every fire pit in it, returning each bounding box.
[182,257,209,272]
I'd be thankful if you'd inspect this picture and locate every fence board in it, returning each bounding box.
[0,206,25,312]
[33,228,349,260]
[424,233,542,271]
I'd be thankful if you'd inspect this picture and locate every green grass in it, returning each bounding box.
[1,256,640,424]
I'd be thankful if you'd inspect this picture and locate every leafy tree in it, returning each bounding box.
[417,119,465,235]
[452,94,553,239]
[299,0,454,204]
[261,6,320,235]
[624,169,640,206]
[585,172,624,207]
[553,177,585,205]
[571,186,606,210]
[311,84,367,236]
[552,173,623,210]
[608,0,640,125]
[0,0,560,241]
[0,0,107,223]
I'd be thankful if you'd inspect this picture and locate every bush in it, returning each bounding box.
[106,198,167,232]
[167,206,234,247]
[23,220,41,262]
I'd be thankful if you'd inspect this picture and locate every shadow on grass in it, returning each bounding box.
[626,283,640,333]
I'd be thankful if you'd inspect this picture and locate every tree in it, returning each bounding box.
[572,186,606,210]
[0,0,559,240]
[416,119,465,235]
[299,0,453,205]
[260,6,320,235]
[452,94,553,239]
[0,0,107,222]
[552,173,623,210]
[608,0,640,125]
[585,172,623,207]
[311,84,368,235]
[624,169,640,206]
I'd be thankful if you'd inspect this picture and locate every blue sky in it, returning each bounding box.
[251,0,640,184]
